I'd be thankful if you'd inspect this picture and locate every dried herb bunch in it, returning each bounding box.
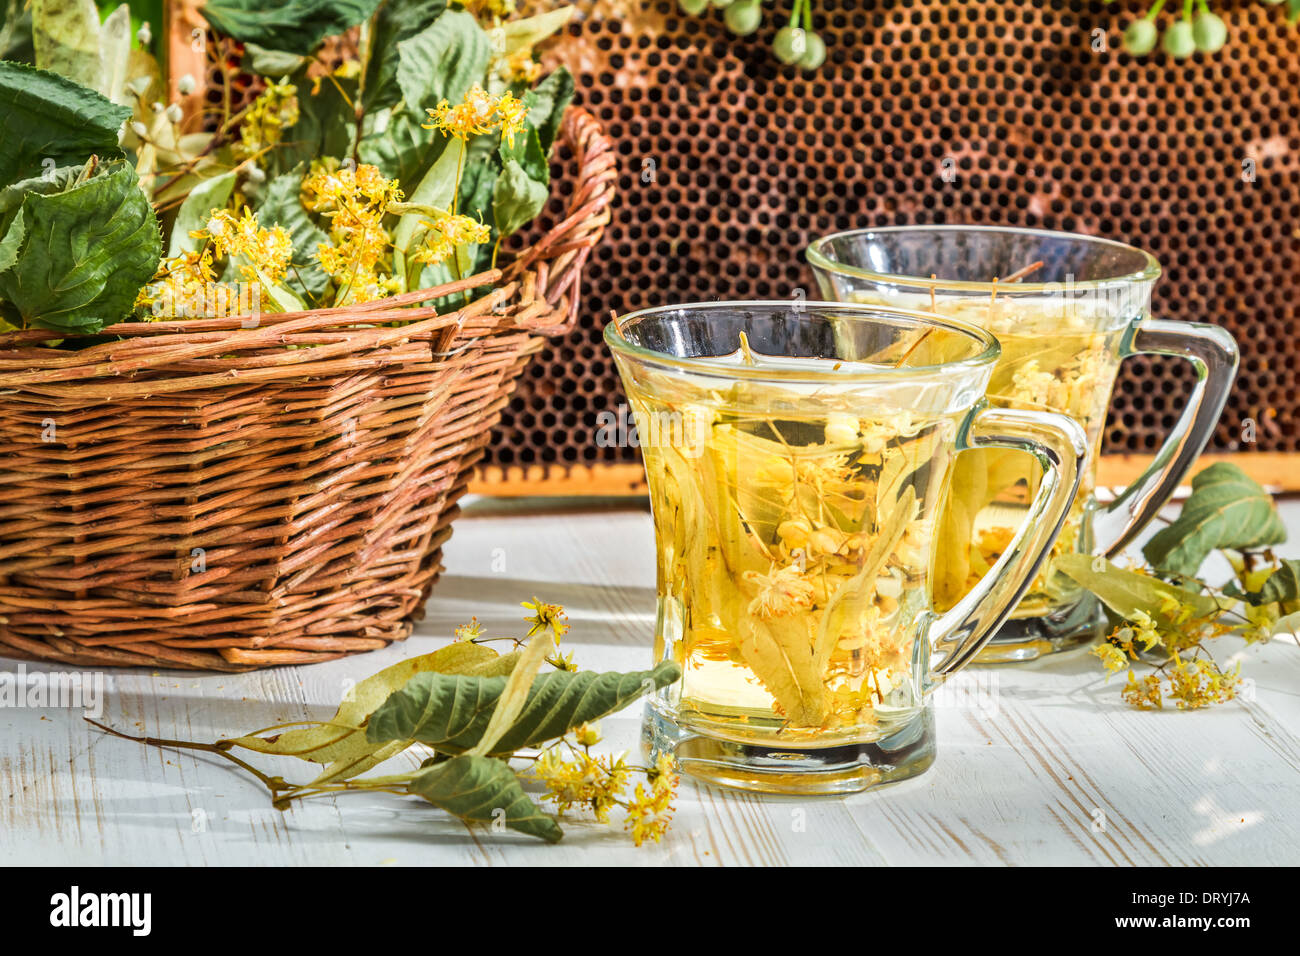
[1059,463,1297,709]
[92,601,684,845]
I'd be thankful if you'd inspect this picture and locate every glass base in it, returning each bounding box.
[643,703,936,795]
[974,591,1108,663]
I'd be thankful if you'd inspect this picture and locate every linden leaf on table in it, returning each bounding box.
[1142,463,1286,577]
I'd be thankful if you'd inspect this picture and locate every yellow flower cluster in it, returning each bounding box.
[237,81,300,158]
[411,214,491,266]
[424,84,528,147]
[531,747,679,847]
[135,249,238,319]
[533,749,631,824]
[194,208,293,284]
[453,616,484,642]
[1094,595,1241,710]
[301,161,404,302]
[522,597,569,640]
[624,754,679,847]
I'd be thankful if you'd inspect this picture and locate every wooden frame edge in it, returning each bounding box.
[471,453,1299,498]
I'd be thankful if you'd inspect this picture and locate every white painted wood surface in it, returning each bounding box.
[2,496,1298,866]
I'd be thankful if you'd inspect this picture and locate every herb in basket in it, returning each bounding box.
[1057,463,1297,710]
[0,0,577,335]
[91,601,684,845]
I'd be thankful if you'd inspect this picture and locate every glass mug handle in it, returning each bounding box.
[1093,319,1239,559]
[926,404,1088,684]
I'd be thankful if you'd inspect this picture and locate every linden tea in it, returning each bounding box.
[809,226,1239,661]
[607,302,1086,793]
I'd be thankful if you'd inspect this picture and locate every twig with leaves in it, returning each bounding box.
[1058,462,1298,709]
[90,600,683,845]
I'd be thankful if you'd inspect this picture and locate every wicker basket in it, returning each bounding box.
[0,107,615,672]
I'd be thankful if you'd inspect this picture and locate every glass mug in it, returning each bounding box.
[808,226,1239,662]
[605,301,1087,794]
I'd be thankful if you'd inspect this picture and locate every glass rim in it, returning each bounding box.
[603,299,1002,384]
[805,224,1163,293]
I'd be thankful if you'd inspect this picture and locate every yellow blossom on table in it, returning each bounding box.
[454,616,483,642]
[572,721,601,747]
[1122,670,1164,710]
[532,749,629,823]
[648,752,678,798]
[424,84,529,147]
[237,80,299,158]
[1166,654,1240,710]
[624,780,675,847]
[1091,641,1129,677]
[410,214,491,266]
[547,649,578,672]
[194,208,293,284]
[522,598,569,639]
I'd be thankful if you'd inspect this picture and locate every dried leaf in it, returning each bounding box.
[1054,554,1219,622]
[227,641,504,763]
[468,630,553,757]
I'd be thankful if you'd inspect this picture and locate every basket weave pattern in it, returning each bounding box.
[0,107,615,671]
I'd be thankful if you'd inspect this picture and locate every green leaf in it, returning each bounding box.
[201,0,382,55]
[31,0,102,92]
[523,65,574,154]
[492,157,548,238]
[168,169,236,257]
[406,754,562,843]
[499,124,548,186]
[366,660,682,754]
[227,641,509,766]
[0,165,83,218]
[394,8,491,115]
[357,108,435,188]
[361,0,448,112]
[1289,0,1300,24]
[0,162,160,334]
[1055,553,1220,623]
[0,207,26,275]
[356,6,488,192]
[253,168,331,302]
[1227,559,1300,607]
[392,135,463,258]
[1142,463,1287,576]
[0,60,129,185]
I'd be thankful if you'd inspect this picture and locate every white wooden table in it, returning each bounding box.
[2,495,1298,866]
